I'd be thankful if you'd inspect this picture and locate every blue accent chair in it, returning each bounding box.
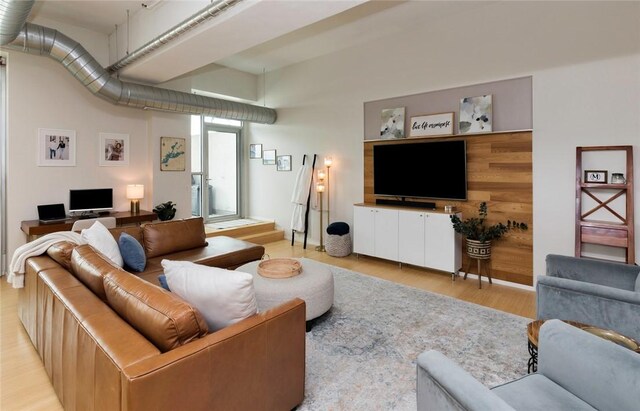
[417,319,640,410]
[537,254,640,341]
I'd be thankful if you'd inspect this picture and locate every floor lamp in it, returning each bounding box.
[324,156,332,224]
[315,180,326,252]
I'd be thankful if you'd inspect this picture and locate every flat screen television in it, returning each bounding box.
[373,140,467,200]
[69,188,113,213]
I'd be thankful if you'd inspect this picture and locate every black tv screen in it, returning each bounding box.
[373,140,467,200]
[69,188,113,212]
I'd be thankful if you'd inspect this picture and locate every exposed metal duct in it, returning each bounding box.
[0,1,276,123]
[0,0,33,44]
[108,0,241,74]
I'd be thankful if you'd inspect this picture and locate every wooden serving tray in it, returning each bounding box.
[257,258,302,279]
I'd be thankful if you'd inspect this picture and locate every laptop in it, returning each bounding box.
[37,203,69,223]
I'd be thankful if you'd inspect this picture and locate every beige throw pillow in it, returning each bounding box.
[162,260,258,331]
[81,221,123,267]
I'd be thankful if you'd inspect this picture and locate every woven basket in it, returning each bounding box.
[325,233,352,257]
[257,258,302,279]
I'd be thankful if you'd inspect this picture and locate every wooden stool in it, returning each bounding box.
[464,256,492,289]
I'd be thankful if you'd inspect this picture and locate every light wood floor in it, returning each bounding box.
[0,240,535,410]
[264,240,535,318]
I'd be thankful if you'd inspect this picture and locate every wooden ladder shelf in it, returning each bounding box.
[575,145,635,263]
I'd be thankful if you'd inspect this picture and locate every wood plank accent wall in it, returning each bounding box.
[364,131,533,286]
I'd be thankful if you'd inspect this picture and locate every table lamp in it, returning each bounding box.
[126,184,144,214]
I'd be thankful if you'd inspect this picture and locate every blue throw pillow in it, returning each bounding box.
[158,274,171,291]
[118,232,146,272]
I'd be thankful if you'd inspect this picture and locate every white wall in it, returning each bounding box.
[533,56,640,267]
[4,18,190,262]
[149,112,192,220]
[5,51,151,258]
[246,1,640,280]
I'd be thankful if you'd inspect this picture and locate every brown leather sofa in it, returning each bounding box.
[18,217,306,410]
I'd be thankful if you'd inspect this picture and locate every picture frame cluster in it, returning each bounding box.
[37,128,187,172]
[37,128,133,167]
[249,143,292,171]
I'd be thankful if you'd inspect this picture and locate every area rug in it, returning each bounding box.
[300,263,530,410]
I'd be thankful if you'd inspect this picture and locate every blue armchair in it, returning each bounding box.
[417,319,640,410]
[537,254,640,341]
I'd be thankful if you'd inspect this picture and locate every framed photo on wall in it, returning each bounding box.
[263,149,276,165]
[160,136,186,171]
[276,155,292,171]
[250,143,263,159]
[99,133,129,166]
[37,128,76,166]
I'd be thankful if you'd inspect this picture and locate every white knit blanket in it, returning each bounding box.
[7,231,85,288]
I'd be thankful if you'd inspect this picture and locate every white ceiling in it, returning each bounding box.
[31,0,145,34]
[27,1,479,83]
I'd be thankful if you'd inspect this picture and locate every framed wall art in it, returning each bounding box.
[459,94,492,134]
[380,107,405,139]
[263,149,276,165]
[37,128,76,166]
[160,136,186,171]
[584,170,608,184]
[276,155,292,171]
[409,112,454,137]
[250,143,263,159]
[99,133,129,166]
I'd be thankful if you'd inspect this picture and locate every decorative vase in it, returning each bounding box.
[466,239,491,260]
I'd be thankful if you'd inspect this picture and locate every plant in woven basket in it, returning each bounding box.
[153,201,177,221]
[450,202,528,243]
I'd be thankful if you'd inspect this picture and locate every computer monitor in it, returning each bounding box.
[69,188,113,213]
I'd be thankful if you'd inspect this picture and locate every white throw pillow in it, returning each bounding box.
[162,260,257,331]
[81,221,124,267]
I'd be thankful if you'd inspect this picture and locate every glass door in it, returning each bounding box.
[202,124,241,222]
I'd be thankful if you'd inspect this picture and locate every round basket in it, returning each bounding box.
[325,233,352,257]
[466,239,491,260]
[257,258,302,279]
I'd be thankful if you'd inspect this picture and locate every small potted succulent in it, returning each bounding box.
[153,201,177,221]
[450,202,528,259]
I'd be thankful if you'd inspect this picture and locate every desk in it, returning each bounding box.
[21,210,157,241]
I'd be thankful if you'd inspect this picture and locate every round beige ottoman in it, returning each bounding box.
[235,257,334,321]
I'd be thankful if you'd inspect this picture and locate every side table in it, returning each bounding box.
[527,319,640,373]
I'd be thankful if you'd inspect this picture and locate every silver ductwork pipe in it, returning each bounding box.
[108,0,241,74]
[0,0,33,44]
[0,0,276,123]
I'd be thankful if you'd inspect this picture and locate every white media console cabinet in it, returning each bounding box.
[353,203,462,276]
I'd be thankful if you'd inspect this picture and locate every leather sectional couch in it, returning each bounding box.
[18,217,306,410]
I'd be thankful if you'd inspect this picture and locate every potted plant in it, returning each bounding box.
[450,202,528,259]
[153,201,177,221]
